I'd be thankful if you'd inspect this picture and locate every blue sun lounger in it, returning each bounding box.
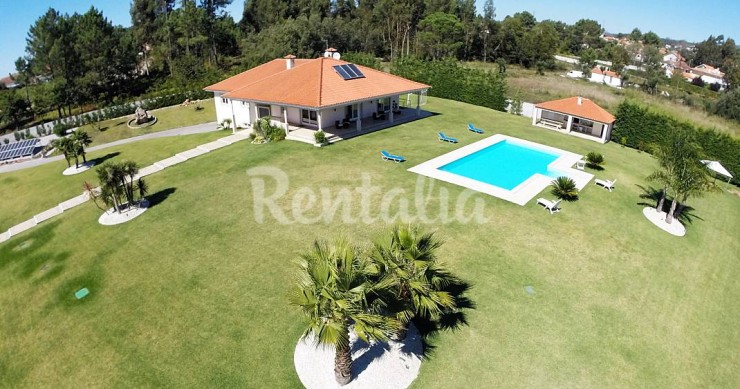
[468,123,484,134]
[381,150,405,163]
[438,132,458,143]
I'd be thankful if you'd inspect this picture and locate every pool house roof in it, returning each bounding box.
[535,97,615,124]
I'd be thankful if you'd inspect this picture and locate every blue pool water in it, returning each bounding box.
[439,140,561,190]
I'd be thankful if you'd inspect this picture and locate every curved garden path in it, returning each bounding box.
[0,122,218,174]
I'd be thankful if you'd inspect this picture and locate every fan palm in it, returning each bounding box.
[290,238,398,386]
[585,152,604,169]
[372,225,456,340]
[550,176,579,201]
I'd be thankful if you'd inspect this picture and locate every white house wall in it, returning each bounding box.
[232,100,251,128]
[214,92,233,126]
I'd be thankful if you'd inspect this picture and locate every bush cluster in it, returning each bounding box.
[613,100,739,184]
[391,57,507,112]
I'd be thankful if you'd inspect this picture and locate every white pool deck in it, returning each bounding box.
[408,134,594,206]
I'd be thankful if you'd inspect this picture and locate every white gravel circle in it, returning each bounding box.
[98,201,149,226]
[294,324,423,389]
[642,207,686,236]
[62,161,96,175]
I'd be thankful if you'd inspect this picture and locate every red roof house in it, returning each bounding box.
[532,97,616,143]
[204,55,430,144]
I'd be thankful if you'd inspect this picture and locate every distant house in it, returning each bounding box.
[589,67,622,88]
[532,96,616,144]
[0,75,19,89]
[204,52,430,144]
[690,64,726,88]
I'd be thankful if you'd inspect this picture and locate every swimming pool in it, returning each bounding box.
[408,134,594,205]
[439,140,561,190]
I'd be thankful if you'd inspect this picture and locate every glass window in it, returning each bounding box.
[221,98,228,104]
[258,105,270,118]
[345,104,358,119]
[301,109,317,124]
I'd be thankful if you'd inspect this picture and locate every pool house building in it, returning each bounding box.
[531,96,616,144]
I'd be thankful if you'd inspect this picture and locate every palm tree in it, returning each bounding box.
[71,131,93,164]
[120,160,140,206]
[290,238,398,386]
[372,225,456,340]
[648,127,715,224]
[52,137,75,168]
[550,176,579,201]
[585,152,605,170]
[96,163,125,213]
[82,181,107,212]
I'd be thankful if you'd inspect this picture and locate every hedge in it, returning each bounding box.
[613,100,740,185]
[391,57,507,112]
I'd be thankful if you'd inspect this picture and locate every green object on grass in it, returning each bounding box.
[75,288,90,299]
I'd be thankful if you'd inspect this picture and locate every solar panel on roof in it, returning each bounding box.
[343,65,359,78]
[346,64,364,78]
[333,64,366,80]
[334,65,351,80]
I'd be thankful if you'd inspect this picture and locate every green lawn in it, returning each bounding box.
[0,131,227,232]
[71,99,217,146]
[1,97,738,387]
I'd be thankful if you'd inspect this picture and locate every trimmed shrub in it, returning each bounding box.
[391,57,507,112]
[585,152,605,170]
[550,176,579,201]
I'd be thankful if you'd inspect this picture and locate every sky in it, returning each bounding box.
[1,0,739,76]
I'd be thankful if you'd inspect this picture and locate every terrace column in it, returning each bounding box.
[229,100,237,134]
[531,108,538,125]
[389,108,394,124]
[416,92,421,117]
[357,102,363,132]
[283,106,289,135]
[566,115,574,132]
[251,103,259,130]
[317,110,323,131]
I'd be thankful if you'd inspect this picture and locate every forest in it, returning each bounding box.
[2,0,740,133]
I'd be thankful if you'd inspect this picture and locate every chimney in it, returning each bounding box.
[324,47,338,59]
[577,96,583,105]
[284,54,296,70]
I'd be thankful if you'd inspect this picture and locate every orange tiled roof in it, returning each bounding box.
[591,67,620,78]
[205,57,429,108]
[535,97,615,123]
[204,58,311,92]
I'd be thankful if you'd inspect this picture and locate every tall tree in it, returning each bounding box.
[648,127,714,224]
[417,12,464,59]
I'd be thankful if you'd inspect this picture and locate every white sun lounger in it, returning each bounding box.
[575,159,586,170]
[536,198,562,214]
[594,178,616,192]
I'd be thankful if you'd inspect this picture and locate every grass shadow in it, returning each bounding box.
[586,164,605,171]
[413,277,475,360]
[146,187,177,208]
[0,221,61,273]
[90,151,120,165]
[50,269,104,309]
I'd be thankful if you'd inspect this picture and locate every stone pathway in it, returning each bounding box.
[0,130,251,244]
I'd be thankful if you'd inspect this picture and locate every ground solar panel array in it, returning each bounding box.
[0,139,41,161]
